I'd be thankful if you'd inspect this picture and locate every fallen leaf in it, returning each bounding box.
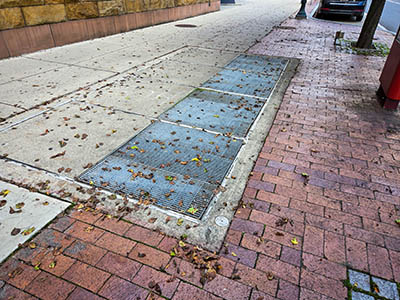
[170,250,176,257]
[177,219,183,226]
[22,227,35,236]
[231,252,237,257]
[11,228,21,236]
[178,241,185,247]
[291,238,298,245]
[148,218,157,223]
[372,281,380,293]
[48,261,56,269]
[85,226,94,233]
[0,200,6,207]
[42,201,49,206]
[1,189,10,197]
[15,202,24,209]
[83,163,93,169]
[29,242,37,249]
[301,172,309,178]
[59,141,67,148]
[9,207,21,214]
[138,252,146,258]
[50,151,66,159]
[34,263,41,271]
[395,219,400,226]
[40,129,49,136]
[187,207,198,214]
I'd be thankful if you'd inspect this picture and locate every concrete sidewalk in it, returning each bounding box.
[1,0,400,300]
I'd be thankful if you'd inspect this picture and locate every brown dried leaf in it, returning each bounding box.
[11,228,21,236]
[50,151,66,159]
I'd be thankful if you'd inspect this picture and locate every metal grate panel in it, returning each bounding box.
[116,122,242,184]
[159,89,265,137]
[79,122,241,218]
[79,156,216,219]
[201,68,280,98]
[224,54,288,74]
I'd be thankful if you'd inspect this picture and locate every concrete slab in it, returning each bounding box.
[349,270,371,292]
[372,277,400,300]
[68,74,193,117]
[0,66,114,111]
[0,57,65,85]
[137,60,222,87]
[74,42,180,73]
[351,292,374,300]
[0,102,151,177]
[0,103,25,121]
[166,47,238,68]
[0,181,69,263]
[201,37,258,52]
[24,39,126,64]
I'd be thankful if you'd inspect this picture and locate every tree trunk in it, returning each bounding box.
[356,0,386,49]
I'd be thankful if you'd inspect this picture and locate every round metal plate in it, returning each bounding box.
[215,216,229,227]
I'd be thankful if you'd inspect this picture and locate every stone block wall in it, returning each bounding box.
[0,0,211,30]
[0,0,219,58]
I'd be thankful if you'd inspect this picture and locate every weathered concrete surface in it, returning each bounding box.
[0,102,151,177]
[0,181,69,263]
[0,57,65,84]
[68,75,194,117]
[0,66,114,113]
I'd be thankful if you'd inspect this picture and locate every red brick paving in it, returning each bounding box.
[1,6,399,300]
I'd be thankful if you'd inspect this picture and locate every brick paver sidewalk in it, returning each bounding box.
[1,15,399,300]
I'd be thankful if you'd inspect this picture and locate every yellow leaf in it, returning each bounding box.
[191,158,199,162]
[15,202,24,209]
[89,181,94,185]
[213,115,220,118]
[22,227,35,236]
[48,261,56,269]
[231,252,237,257]
[42,201,49,206]
[187,207,198,214]
[1,189,10,197]
[177,219,183,226]
[291,238,298,245]
[85,226,94,233]
[29,242,37,249]
[34,263,41,271]
[76,203,84,209]
[179,241,186,247]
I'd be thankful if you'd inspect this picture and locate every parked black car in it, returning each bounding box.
[317,0,367,21]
